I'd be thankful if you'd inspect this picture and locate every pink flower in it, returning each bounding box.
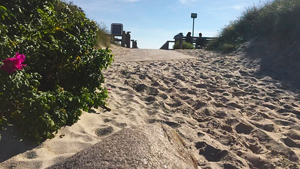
[0,53,27,74]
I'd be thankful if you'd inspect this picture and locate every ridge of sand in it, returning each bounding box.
[1,48,300,168]
[47,124,198,169]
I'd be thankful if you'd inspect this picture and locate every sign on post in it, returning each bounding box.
[191,13,197,18]
[111,23,123,36]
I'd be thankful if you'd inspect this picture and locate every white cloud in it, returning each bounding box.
[179,0,197,5]
[123,0,140,2]
[232,5,245,10]
[210,4,246,11]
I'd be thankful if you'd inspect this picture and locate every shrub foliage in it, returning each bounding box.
[173,41,195,49]
[0,0,113,142]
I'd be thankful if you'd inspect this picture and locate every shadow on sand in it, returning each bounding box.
[243,38,300,93]
[0,125,38,162]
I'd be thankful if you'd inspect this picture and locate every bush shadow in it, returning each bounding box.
[0,125,38,163]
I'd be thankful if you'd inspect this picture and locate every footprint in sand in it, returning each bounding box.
[251,129,299,162]
[166,99,183,108]
[111,120,127,128]
[226,102,243,109]
[174,73,186,81]
[95,126,114,137]
[145,96,156,102]
[262,103,277,110]
[281,137,300,148]
[135,84,147,92]
[23,151,38,159]
[195,142,228,162]
[151,81,160,87]
[285,129,300,138]
[221,124,233,132]
[195,83,209,89]
[179,95,191,101]
[193,100,208,110]
[147,87,159,96]
[237,151,275,169]
[147,119,181,129]
[235,122,254,134]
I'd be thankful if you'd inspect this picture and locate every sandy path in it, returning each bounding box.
[105,49,300,168]
[1,48,300,168]
[113,49,195,62]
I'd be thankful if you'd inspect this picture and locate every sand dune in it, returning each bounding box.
[1,48,300,168]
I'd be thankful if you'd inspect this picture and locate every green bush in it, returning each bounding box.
[0,0,113,142]
[173,41,195,49]
[207,0,300,53]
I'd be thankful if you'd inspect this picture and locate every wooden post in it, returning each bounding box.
[126,32,131,48]
[121,31,126,47]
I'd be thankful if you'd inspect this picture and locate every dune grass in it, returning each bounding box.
[96,24,111,48]
[207,0,300,53]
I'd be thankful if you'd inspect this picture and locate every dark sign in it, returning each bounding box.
[111,23,123,36]
[191,13,197,18]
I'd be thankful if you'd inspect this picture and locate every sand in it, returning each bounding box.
[47,124,198,169]
[1,46,300,168]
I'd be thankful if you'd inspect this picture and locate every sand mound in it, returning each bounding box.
[1,48,300,168]
[110,44,131,56]
[47,124,197,169]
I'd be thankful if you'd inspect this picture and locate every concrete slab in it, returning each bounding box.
[114,49,195,62]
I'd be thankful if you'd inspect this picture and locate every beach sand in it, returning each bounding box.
[1,46,300,168]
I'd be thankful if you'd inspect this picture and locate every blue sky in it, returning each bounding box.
[66,0,269,49]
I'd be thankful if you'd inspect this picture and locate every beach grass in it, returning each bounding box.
[207,0,300,53]
[95,24,111,48]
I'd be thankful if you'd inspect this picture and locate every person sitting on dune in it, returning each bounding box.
[196,33,206,49]
[185,32,193,44]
